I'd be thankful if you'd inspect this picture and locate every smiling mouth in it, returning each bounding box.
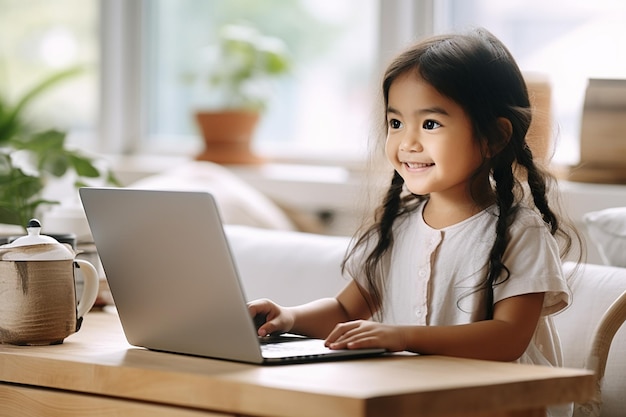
[404,162,434,169]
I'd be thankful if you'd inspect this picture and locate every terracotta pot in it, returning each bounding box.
[194,110,262,164]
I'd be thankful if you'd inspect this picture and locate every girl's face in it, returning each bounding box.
[385,72,488,203]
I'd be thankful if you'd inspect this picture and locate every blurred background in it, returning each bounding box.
[2,0,625,167]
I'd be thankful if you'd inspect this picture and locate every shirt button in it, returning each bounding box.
[418,269,427,277]
[414,308,421,317]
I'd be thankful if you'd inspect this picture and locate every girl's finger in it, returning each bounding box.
[325,321,362,346]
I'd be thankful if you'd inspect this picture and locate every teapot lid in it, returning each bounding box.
[0,219,75,261]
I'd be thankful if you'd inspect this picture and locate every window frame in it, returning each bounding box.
[98,0,436,161]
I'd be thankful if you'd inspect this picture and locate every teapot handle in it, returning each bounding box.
[75,259,100,321]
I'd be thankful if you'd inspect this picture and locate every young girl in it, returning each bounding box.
[249,27,577,410]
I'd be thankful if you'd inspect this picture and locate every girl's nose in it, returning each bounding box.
[399,129,423,152]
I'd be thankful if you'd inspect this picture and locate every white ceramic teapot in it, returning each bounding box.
[0,219,99,345]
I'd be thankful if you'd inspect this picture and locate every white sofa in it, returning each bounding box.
[225,225,626,417]
[119,161,626,416]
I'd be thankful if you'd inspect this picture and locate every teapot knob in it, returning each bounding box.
[26,219,43,238]
[27,219,42,229]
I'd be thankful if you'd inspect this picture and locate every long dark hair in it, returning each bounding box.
[343,28,578,320]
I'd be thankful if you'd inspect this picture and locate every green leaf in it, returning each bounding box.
[0,66,119,229]
[41,152,70,177]
[13,129,66,152]
[262,48,290,74]
[4,67,85,131]
[1,171,44,202]
[106,170,122,187]
[0,207,23,226]
[69,154,100,178]
[0,164,49,227]
[0,153,12,175]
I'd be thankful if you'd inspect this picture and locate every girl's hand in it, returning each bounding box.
[325,320,407,352]
[247,298,295,337]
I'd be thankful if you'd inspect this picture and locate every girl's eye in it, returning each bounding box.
[423,120,441,130]
[388,119,403,129]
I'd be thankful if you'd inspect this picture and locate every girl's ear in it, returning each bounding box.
[497,117,513,142]
[486,117,513,157]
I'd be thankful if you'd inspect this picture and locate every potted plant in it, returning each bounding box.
[0,67,119,232]
[191,23,291,164]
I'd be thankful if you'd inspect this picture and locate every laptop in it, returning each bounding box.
[79,187,385,365]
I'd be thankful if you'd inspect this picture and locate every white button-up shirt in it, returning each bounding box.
[348,200,570,366]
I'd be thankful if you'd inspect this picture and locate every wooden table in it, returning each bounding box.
[0,309,594,417]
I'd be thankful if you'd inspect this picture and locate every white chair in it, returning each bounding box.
[555,263,626,417]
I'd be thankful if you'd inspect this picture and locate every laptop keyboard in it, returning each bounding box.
[260,338,333,358]
[258,334,308,344]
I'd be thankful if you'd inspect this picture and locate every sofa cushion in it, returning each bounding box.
[129,161,296,231]
[224,225,351,306]
[583,207,626,267]
[555,262,626,417]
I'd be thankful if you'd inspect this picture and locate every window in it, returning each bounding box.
[0,0,387,163]
[142,0,380,161]
[436,0,626,165]
[5,1,624,167]
[0,0,98,147]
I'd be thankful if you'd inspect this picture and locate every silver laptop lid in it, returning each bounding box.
[79,187,265,364]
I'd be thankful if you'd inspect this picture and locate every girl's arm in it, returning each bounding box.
[249,280,373,339]
[289,280,373,338]
[326,292,545,362]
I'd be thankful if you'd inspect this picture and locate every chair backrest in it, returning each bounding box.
[224,225,350,306]
[554,262,626,417]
